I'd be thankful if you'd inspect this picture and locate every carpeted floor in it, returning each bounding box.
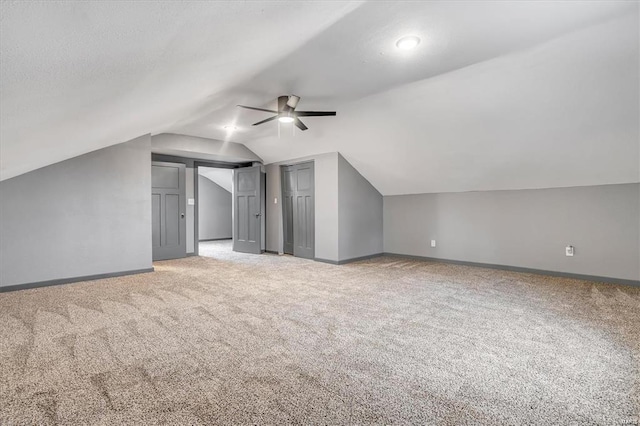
[1,241,639,425]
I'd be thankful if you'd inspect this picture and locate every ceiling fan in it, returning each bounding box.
[237,95,336,131]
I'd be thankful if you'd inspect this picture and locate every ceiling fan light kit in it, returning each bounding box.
[237,95,335,131]
[278,115,295,124]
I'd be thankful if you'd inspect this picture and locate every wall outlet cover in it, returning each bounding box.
[566,245,575,257]
[431,240,436,248]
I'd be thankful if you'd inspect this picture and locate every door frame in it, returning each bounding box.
[151,153,252,257]
[194,161,246,257]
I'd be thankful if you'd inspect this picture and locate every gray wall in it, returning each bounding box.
[0,135,153,287]
[338,154,383,261]
[198,175,232,240]
[384,183,640,281]
[266,153,339,261]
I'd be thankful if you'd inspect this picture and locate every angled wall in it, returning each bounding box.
[384,183,640,283]
[0,135,153,289]
[198,175,232,240]
[338,154,383,261]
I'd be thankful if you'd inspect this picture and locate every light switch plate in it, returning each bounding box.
[187,198,195,205]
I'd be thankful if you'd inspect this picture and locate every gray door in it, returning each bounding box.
[233,166,264,254]
[281,162,315,259]
[282,165,295,255]
[152,161,187,261]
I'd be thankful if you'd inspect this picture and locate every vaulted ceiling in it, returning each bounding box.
[1,1,638,195]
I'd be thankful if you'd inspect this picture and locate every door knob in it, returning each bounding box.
[255,213,261,217]
[181,213,185,219]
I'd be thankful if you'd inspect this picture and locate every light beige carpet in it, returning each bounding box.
[1,240,639,425]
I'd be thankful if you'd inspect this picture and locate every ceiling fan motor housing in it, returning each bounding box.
[287,95,300,109]
[238,95,336,131]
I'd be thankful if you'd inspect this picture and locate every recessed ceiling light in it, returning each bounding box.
[278,116,295,123]
[223,125,237,131]
[396,35,420,50]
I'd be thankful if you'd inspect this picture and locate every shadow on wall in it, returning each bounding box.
[198,171,232,241]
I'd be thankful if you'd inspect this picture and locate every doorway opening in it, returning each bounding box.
[197,166,234,259]
[281,161,315,259]
[150,154,264,261]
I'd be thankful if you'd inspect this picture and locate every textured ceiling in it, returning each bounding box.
[1,1,638,195]
[242,13,640,195]
[0,1,360,180]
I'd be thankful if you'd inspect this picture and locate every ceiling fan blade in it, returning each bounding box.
[237,105,278,113]
[252,116,278,126]
[294,118,308,131]
[295,111,337,117]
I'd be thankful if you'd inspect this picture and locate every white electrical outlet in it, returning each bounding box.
[431,240,436,248]
[565,245,574,257]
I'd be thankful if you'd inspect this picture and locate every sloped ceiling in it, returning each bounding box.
[0,1,360,180]
[198,167,232,193]
[1,1,638,195]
